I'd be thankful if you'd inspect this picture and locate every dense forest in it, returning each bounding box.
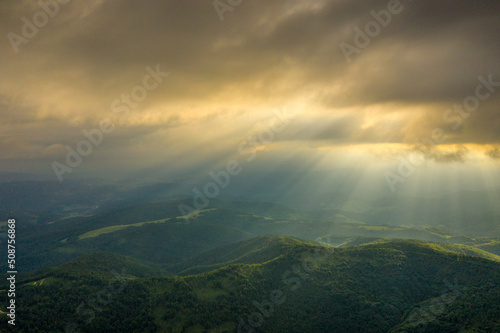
[1,236,499,332]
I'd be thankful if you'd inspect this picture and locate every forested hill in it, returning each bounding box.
[1,237,499,332]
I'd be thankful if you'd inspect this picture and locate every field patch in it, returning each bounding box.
[78,218,170,239]
[176,208,216,221]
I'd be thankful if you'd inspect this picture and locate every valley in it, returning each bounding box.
[0,184,499,332]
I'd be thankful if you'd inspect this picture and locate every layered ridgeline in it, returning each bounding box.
[1,179,499,238]
[1,236,499,332]
[2,199,500,272]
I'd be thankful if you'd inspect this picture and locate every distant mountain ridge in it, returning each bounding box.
[2,197,499,272]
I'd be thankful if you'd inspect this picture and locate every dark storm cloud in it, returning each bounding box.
[1,0,499,174]
[4,0,499,104]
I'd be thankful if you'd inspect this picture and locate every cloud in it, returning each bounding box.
[486,147,500,160]
[412,145,469,163]
[1,0,499,175]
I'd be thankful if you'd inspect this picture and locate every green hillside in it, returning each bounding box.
[6,198,500,274]
[318,236,500,262]
[1,237,499,332]
[169,235,321,275]
[44,252,167,279]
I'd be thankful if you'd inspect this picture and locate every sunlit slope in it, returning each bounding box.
[318,236,500,262]
[169,235,322,275]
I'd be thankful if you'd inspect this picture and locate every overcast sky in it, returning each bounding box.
[1,0,500,186]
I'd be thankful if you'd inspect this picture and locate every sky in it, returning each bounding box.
[1,0,500,194]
